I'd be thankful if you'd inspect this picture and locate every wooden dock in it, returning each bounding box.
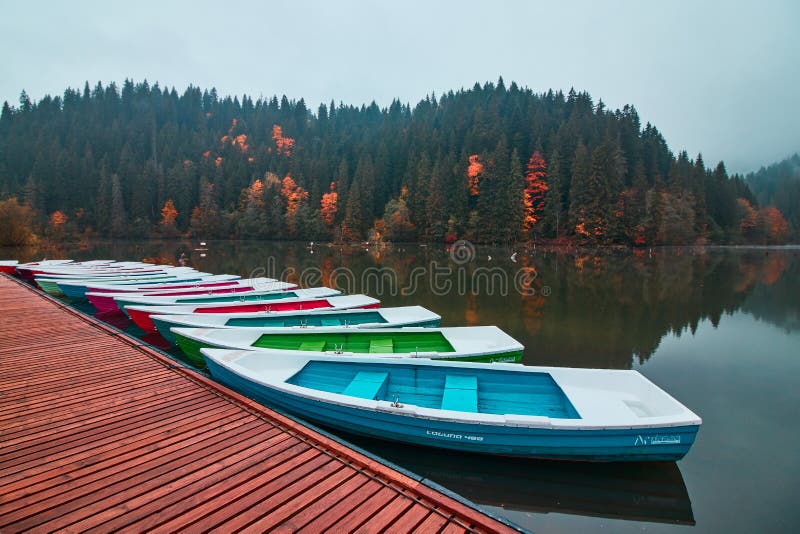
[0,274,518,533]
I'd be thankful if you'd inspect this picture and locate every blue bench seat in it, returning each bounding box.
[342,371,389,400]
[441,375,478,412]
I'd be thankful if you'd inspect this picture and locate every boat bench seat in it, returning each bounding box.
[441,375,478,412]
[321,318,342,326]
[299,340,327,351]
[342,371,389,400]
[369,338,394,353]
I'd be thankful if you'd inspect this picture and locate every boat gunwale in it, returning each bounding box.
[151,305,441,330]
[202,349,702,431]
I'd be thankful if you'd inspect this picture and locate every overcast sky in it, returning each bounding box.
[1,0,797,174]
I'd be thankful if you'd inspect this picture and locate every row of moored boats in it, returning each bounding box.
[1,258,701,462]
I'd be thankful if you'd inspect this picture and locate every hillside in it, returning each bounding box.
[746,153,800,235]
[0,79,791,244]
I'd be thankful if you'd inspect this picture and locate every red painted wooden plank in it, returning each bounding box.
[387,502,437,532]
[22,423,282,532]
[352,492,417,531]
[0,376,193,426]
[235,467,358,533]
[0,389,216,455]
[127,445,320,532]
[1,420,268,530]
[0,413,262,505]
[415,510,454,532]
[441,521,473,534]
[289,477,378,532]
[79,432,297,533]
[0,406,247,490]
[0,366,173,403]
[0,396,232,471]
[325,487,402,532]
[168,452,333,532]
[209,460,347,532]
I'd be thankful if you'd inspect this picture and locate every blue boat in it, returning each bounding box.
[201,349,701,462]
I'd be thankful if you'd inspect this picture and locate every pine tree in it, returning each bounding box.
[568,143,595,240]
[342,177,362,241]
[190,179,221,237]
[541,148,564,238]
[110,174,127,237]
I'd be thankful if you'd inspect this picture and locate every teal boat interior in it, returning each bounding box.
[226,310,386,327]
[174,291,299,304]
[286,361,581,418]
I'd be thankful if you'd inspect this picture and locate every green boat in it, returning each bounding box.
[150,305,442,345]
[171,326,524,368]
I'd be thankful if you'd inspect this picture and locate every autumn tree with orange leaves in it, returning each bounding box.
[48,210,69,239]
[159,199,179,236]
[272,125,295,157]
[49,210,68,229]
[758,206,788,244]
[523,151,548,235]
[467,154,483,196]
[320,182,338,227]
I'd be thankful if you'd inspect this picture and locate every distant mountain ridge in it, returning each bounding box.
[0,78,793,244]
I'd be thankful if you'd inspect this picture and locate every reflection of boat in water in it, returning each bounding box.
[340,432,695,525]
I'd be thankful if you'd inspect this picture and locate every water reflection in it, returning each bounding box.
[341,432,695,525]
[9,241,799,371]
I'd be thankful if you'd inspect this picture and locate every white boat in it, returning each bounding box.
[171,325,524,368]
[114,286,337,309]
[150,305,442,345]
[40,269,211,299]
[85,277,277,313]
[125,294,380,333]
[201,349,702,462]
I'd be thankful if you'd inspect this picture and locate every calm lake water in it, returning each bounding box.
[7,240,800,533]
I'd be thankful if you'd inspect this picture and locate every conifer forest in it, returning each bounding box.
[0,78,795,246]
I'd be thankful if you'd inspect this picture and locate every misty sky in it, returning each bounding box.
[1,0,797,174]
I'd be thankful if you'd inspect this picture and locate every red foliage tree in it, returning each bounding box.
[160,199,178,227]
[49,210,68,229]
[272,125,295,157]
[758,205,788,243]
[467,154,484,196]
[523,151,548,233]
[320,182,338,227]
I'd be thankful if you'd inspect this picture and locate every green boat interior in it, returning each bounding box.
[253,331,455,354]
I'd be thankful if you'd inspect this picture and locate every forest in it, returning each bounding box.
[0,78,795,246]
